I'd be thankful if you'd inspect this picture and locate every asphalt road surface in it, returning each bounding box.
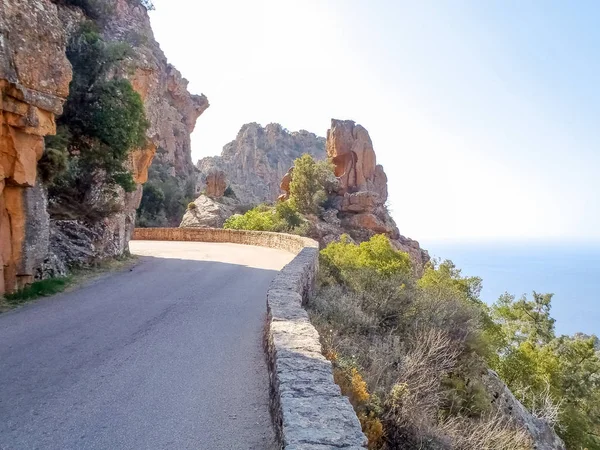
[0,241,294,450]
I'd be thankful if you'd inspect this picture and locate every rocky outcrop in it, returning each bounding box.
[483,370,566,450]
[0,0,72,294]
[0,0,207,294]
[99,0,209,181]
[197,123,325,205]
[277,167,293,202]
[327,119,388,202]
[280,119,429,269]
[180,169,240,229]
[179,195,239,229]
[205,169,227,198]
[42,0,208,271]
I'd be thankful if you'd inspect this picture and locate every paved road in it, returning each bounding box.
[0,241,294,450]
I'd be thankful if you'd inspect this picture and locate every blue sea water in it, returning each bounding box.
[421,240,600,337]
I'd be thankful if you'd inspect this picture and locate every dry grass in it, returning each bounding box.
[309,280,533,450]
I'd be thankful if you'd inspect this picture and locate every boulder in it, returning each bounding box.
[340,191,381,213]
[278,166,294,202]
[342,212,394,235]
[179,195,238,229]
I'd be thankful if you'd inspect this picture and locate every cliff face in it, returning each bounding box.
[0,0,207,294]
[280,119,430,270]
[100,0,209,180]
[40,0,209,277]
[0,0,72,293]
[197,123,325,205]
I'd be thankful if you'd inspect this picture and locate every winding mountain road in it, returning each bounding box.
[0,241,294,450]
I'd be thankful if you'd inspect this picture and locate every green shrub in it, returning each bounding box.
[43,23,148,219]
[224,205,281,232]
[187,202,197,210]
[490,294,600,449]
[310,236,600,448]
[275,201,303,229]
[308,236,535,449]
[38,126,70,183]
[289,154,335,214]
[223,201,306,233]
[320,234,412,284]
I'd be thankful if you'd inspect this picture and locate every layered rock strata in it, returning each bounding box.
[197,123,325,205]
[0,0,72,293]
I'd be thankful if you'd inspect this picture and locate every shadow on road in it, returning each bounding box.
[0,254,281,450]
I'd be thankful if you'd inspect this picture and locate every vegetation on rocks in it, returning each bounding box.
[223,202,306,234]
[136,151,197,227]
[288,154,336,214]
[2,278,72,308]
[41,22,148,219]
[308,235,600,449]
[221,153,333,233]
[1,254,135,312]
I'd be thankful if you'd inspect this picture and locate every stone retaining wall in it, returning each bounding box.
[132,228,367,449]
[132,227,313,254]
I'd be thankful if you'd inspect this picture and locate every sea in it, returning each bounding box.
[421,239,600,337]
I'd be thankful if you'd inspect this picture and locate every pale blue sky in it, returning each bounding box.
[150,0,599,241]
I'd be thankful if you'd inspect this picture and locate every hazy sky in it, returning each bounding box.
[149,0,599,241]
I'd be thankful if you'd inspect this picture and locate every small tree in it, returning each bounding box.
[289,154,335,214]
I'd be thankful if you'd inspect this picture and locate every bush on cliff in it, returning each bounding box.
[42,23,148,219]
[223,201,306,234]
[308,235,600,449]
[288,154,336,214]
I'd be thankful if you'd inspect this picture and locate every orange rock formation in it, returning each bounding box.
[205,169,227,198]
[0,0,72,294]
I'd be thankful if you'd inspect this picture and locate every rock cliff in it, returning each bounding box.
[0,0,72,293]
[280,119,429,270]
[100,0,209,180]
[0,0,207,294]
[197,123,325,205]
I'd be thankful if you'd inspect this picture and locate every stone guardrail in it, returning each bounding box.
[132,228,367,449]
